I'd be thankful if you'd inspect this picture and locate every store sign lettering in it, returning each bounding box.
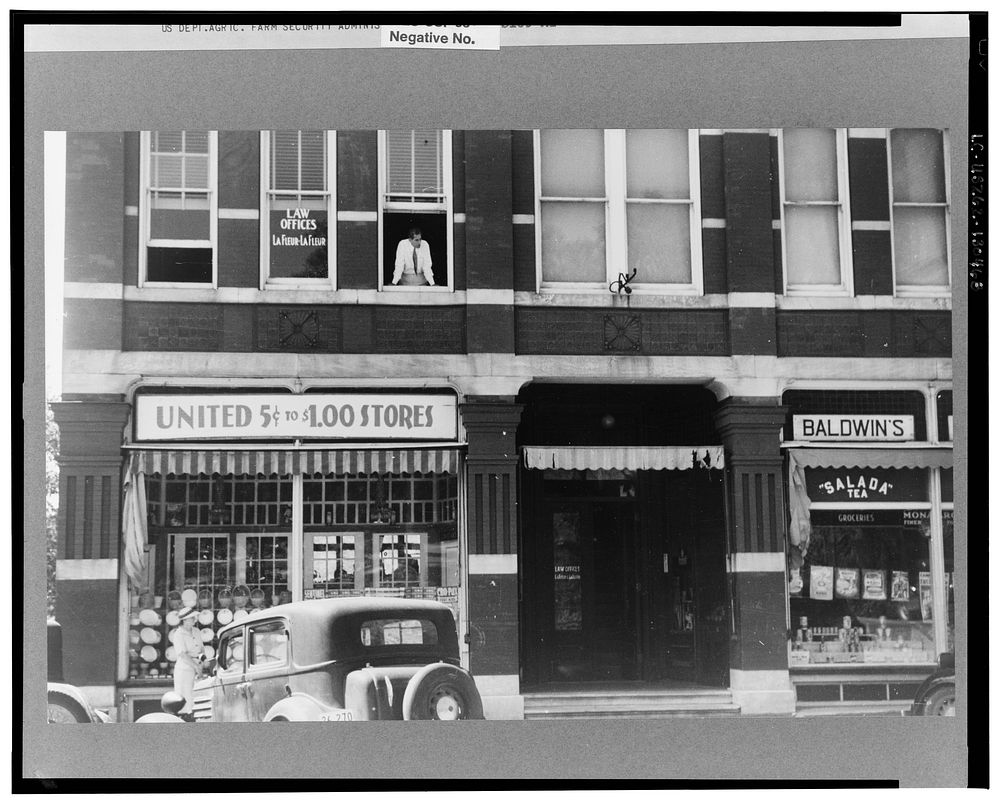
[793,415,914,442]
[135,393,458,441]
[816,474,893,499]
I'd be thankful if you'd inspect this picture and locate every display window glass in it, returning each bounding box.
[787,465,951,667]
[127,467,461,684]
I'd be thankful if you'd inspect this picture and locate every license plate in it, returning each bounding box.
[320,710,354,722]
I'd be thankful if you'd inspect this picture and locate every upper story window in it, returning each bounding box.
[535,129,702,294]
[139,130,217,286]
[379,130,453,291]
[889,129,950,294]
[778,128,853,295]
[260,130,335,288]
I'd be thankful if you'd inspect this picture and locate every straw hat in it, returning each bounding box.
[177,606,199,622]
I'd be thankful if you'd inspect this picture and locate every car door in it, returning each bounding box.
[243,619,292,721]
[213,626,249,721]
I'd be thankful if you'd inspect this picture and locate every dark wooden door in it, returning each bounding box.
[534,499,639,683]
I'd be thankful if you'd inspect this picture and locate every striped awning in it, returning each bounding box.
[126,447,460,476]
[523,446,724,471]
[789,447,953,470]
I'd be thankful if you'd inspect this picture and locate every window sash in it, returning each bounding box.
[377,130,454,292]
[139,130,218,287]
[779,128,852,295]
[260,131,336,288]
[535,129,702,293]
[888,129,951,294]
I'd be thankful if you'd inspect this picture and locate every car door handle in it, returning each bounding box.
[236,682,249,697]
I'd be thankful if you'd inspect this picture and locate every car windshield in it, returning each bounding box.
[359,618,439,647]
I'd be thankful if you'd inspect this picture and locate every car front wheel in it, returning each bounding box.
[47,694,90,724]
[402,664,484,721]
[922,684,956,716]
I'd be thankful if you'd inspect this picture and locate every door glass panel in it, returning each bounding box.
[552,511,582,631]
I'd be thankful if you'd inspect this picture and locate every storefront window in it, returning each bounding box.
[302,470,460,614]
[787,466,944,666]
[130,472,294,682]
[941,467,954,653]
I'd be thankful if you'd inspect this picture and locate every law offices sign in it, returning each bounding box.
[134,392,458,441]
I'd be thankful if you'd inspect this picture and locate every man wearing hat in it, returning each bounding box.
[171,606,206,722]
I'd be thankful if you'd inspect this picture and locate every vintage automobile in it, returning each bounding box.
[183,597,484,722]
[47,617,110,723]
[909,652,956,716]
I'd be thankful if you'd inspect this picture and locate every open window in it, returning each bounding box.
[140,130,217,286]
[378,130,453,291]
[260,130,335,288]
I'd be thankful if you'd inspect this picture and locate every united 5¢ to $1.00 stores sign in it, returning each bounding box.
[134,393,458,441]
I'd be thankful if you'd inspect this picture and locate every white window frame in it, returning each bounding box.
[371,531,430,588]
[887,128,952,298]
[377,129,454,293]
[533,129,703,295]
[259,130,337,290]
[139,130,218,288]
[778,128,854,297]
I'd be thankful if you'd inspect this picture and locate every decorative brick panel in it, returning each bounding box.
[254,307,343,351]
[516,308,729,355]
[373,306,466,353]
[729,307,777,355]
[123,302,224,351]
[777,311,951,357]
[468,305,515,354]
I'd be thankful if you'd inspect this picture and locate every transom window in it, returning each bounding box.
[778,128,853,295]
[535,129,702,293]
[140,130,218,286]
[260,130,335,287]
[889,129,950,294]
[378,129,453,291]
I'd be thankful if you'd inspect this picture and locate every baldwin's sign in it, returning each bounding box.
[135,393,458,441]
[793,414,915,442]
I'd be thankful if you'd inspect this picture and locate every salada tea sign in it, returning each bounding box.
[135,393,458,441]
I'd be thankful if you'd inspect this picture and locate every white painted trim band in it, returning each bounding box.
[728,292,776,308]
[453,213,466,224]
[218,208,259,220]
[466,289,514,305]
[468,554,517,575]
[512,214,534,225]
[847,128,888,139]
[473,674,520,695]
[337,210,378,222]
[702,218,726,228]
[728,552,785,573]
[124,205,138,217]
[852,220,891,231]
[64,282,123,300]
[56,558,119,580]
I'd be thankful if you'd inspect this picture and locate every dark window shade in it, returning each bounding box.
[147,246,213,283]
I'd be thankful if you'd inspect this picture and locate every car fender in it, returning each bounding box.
[47,683,98,723]
[263,692,334,722]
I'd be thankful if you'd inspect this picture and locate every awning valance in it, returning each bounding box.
[788,447,953,470]
[523,446,724,472]
[126,447,461,477]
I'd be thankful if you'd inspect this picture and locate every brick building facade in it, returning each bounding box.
[54,127,953,719]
